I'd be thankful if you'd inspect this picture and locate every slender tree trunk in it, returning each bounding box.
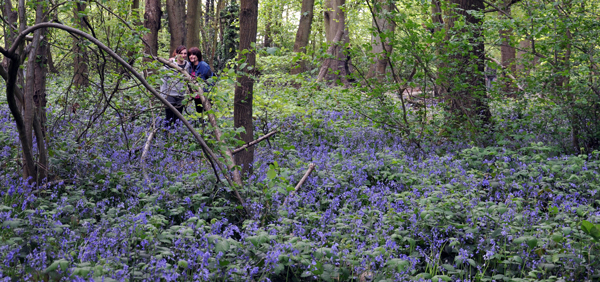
[186,0,202,48]
[205,0,213,25]
[367,0,395,79]
[207,0,226,69]
[234,0,259,174]
[46,44,59,74]
[290,0,315,74]
[499,0,516,95]
[264,20,272,47]
[166,0,186,55]
[132,0,140,16]
[21,2,48,182]
[33,31,49,182]
[73,1,89,88]
[143,0,162,75]
[2,0,18,68]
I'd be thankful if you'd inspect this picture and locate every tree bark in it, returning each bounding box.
[207,0,226,69]
[46,44,59,74]
[73,1,89,88]
[186,0,202,48]
[21,3,48,182]
[234,0,258,174]
[290,0,315,75]
[132,0,140,17]
[499,0,516,95]
[367,0,395,79]
[166,0,186,55]
[264,20,272,47]
[323,0,335,43]
[2,0,18,67]
[440,0,491,126]
[317,0,351,85]
[143,0,161,75]
[33,34,49,182]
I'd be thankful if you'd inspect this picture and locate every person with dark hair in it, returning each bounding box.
[187,47,216,117]
[160,45,190,128]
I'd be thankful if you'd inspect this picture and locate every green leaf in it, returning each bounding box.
[581,220,594,235]
[432,275,452,281]
[590,224,600,241]
[513,236,528,244]
[267,165,277,180]
[310,261,324,275]
[215,240,230,253]
[551,233,563,243]
[527,238,538,249]
[178,260,188,269]
[513,256,523,264]
[45,259,69,273]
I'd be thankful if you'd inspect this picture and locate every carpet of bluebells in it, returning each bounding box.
[1,96,600,282]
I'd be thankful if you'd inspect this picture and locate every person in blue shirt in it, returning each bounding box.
[187,47,215,116]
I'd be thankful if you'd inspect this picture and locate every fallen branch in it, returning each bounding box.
[140,127,158,183]
[155,56,249,215]
[283,163,316,205]
[232,130,279,154]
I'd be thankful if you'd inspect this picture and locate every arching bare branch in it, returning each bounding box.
[4,23,247,208]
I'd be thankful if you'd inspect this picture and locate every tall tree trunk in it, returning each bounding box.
[207,0,226,69]
[439,0,491,126]
[22,2,48,182]
[317,0,351,85]
[234,0,258,174]
[290,0,315,75]
[200,0,215,67]
[73,1,89,88]
[186,0,202,48]
[205,0,213,26]
[46,44,59,74]
[143,0,162,76]
[367,0,395,79]
[132,0,140,18]
[2,0,18,68]
[499,0,516,95]
[264,20,272,47]
[166,0,186,55]
[33,31,49,182]
[516,39,539,76]
[323,0,336,43]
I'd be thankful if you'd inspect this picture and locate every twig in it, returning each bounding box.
[232,130,278,154]
[482,0,513,19]
[483,0,523,13]
[283,163,316,205]
[486,56,525,92]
